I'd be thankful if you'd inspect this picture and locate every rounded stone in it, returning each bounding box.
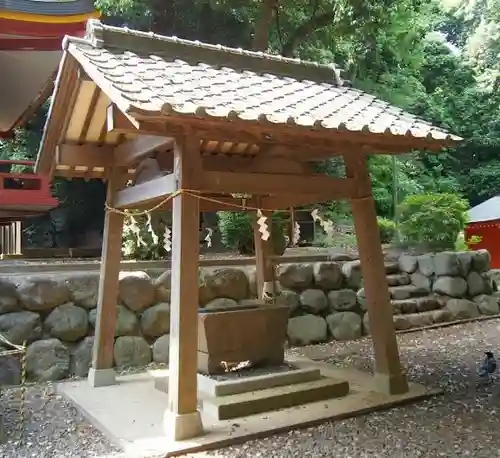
[326,311,362,340]
[328,289,358,311]
[313,262,343,290]
[0,279,19,314]
[45,303,88,342]
[287,314,327,345]
[141,303,171,338]
[17,278,71,312]
[119,271,156,312]
[114,336,151,367]
[275,290,300,313]
[299,289,328,314]
[89,305,140,337]
[64,273,100,309]
[26,338,70,382]
[277,263,314,290]
[0,311,42,345]
[71,336,94,378]
[152,334,170,364]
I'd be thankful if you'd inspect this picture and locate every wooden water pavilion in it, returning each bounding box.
[35,20,460,441]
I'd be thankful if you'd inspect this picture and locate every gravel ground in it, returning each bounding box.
[2,319,500,458]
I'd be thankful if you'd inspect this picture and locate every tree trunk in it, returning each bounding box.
[253,0,279,51]
[282,9,336,57]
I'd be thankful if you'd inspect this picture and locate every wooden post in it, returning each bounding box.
[14,221,21,255]
[289,207,295,246]
[0,226,4,255]
[165,134,203,441]
[253,209,275,300]
[344,154,408,395]
[5,225,11,255]
[88,167,126,387]
[10,222,16,255]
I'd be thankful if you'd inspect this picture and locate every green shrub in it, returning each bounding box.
[398,193,468,250]
[218,211,287,255]
[377,217,397,244]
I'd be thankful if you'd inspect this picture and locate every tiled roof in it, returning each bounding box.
[64,20,461,144]
[468,196,500,223]
[0,0,97,16]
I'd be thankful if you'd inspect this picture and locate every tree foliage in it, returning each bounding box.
[3,0,500,252]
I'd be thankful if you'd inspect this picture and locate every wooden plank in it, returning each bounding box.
[201,171,355,197]
[56,144,115,167]
[91,167,127,372]
[114,135,174,166]
[106,103,141,133]
[113,173,177,209]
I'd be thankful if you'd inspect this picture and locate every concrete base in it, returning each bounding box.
[57,357,440,457]
[373,372,409,395]
[88,368,116,387]
[151,366,322,398]
[203,376,349,421]
[163,410,204,441]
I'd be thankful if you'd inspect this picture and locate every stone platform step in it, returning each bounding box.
[388,285,429,300]
[393,309,452,330]
[391,295,445,314]
[202,376,349,420]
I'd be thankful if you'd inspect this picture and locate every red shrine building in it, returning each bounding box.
[465,196,500,268]
[0,1,99,253]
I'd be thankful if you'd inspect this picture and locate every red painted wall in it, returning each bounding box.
[465,219,500,269]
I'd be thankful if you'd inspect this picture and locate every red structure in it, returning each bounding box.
[465,196,500,268]
[0,160,58,255]
[0,2,99,254]
[0,160,57,219]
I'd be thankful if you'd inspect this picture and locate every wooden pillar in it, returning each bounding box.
[165,134,203,441]
[10,222,16,255]
[88,167,126,387]
[289,207,295,247]
[15,221,22,255]
[344,154,408,395]
[5,225,11,255]
[253,209,275,300]
[0,226,4,255]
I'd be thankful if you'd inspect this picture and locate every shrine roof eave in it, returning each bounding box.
[35,20,463,180]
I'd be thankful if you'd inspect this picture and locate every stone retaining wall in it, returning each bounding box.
[0,249,497,384]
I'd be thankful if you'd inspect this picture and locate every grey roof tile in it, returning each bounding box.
[468,196,500,223]
[65,20,461,144]
[0,0,96,15]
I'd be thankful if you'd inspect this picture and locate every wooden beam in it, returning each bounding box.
[106,103,141,133]
[118,114,452,154]
[114,135,174,166]
[56,144,115,167]
[201,171,356,198]
[262,194,338,209]
[133,195,259,212]
[56,143,314,173]
[113,173,177,209]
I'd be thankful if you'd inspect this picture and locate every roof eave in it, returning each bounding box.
[35,50,79,178]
